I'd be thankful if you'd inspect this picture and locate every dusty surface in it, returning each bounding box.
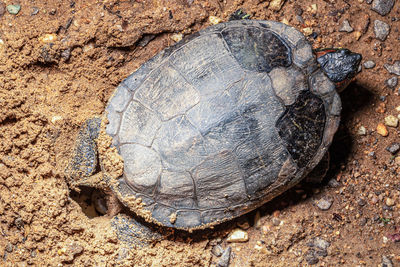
[1,0,400,266]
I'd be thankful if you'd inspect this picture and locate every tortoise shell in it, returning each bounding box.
[104,20,341,230]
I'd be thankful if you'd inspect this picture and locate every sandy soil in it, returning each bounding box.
[0,0,399,266]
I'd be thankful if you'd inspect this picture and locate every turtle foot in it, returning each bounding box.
[111,214,163,247]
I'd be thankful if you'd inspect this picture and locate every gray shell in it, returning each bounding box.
[105,20,341,230]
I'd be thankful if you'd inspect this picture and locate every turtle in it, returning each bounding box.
[66,19,361,239]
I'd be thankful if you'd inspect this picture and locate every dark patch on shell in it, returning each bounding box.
[276,91,325,168]
[221,27,291,72]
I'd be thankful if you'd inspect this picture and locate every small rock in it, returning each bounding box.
[39,34,58,44]
[358,198,367,206]
[385,198,395,207]
[303,27,313,36]
[395,105,400,112]
[357,126,367,135]
[339,19,354,32]
[315,197,333,211]
[227,229,248,243]
[14,217,23,229]
[366,0,373,3]
[377,123,388,136]
[313,237,330,251]
[382,255,394,267]
[328,179,340,188]
[272,217,281,226]
[384,61,400,75]
[61,243,84,263]
[353,31,362,40]
[374,20,390,41]
[31,7,39,15]
[0,2,6,17]
[395,156,400,165]
[212,244,224,257]
[386,76,398,88]
[209,16,222,25]
[386,143,400,154]
[363,60,376,69]
[371,0,395,16]
[61,48,71,61]
[6,4,20,15]
[384,115,398,127]
[171,33,183,43]
[269,0,286,11]
[5,243,13,253]
[305,249,319,265]
[217,247,231,267]
[91,190,107,215]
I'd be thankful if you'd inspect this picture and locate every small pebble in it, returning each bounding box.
[385,198,395,207]
[217,247,231,267]
[371,0,395,16]
[377,123,388,136]
[357,126,367,135]
[384,61,400,75]
[14,217,23,229]
[31,7,39,15]
[227,229,248,243]
[386,143,400,154]
[212,244,224,257]
[395,156,400,165]
[395,106,400,112]
[6,4,20,15]
[384,115,398,127]
[366,0,373,3]
[313,237,330,251]
[305,249,319,265]
[363,60,376,69]
[209,16,222,25]
[315,197,333,211]
[61,48,71,61]
[269,0,285,11]
[303,27,313,36]
[39,34,58,44]
[5,243,13,253]
[353,31,362,40]
[171,33,183,43]
[374,20,390,41]
[358,198,367,206]
[382,255,393,267]
[339,19,354,33]
[272,217,281,226]
[386,76,398,88]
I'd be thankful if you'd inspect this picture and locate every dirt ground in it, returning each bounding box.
[1,0,400,266]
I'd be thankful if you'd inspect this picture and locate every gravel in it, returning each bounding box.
[384,61,400,75]
[386,143,400,154]
[363,60,376,69]
[315,197,333,210]
[374,20,390,41]
[305,249,319,265]
[382,255,393,267]
[217,247,231,267]
[212,244,224,257]
[6,4,20,14]
[371,0,395,16]
[339,19,354,32]
[385,76,398,88]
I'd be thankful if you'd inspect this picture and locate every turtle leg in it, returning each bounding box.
[66,117,102,188]
[66,117,123,216]
[111,214,163,248]
[229,9,251,21]
[305,152,330,183]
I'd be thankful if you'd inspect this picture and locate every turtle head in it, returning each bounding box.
[315,48,362,92]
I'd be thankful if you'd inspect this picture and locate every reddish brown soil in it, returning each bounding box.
[1,0,399,266]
